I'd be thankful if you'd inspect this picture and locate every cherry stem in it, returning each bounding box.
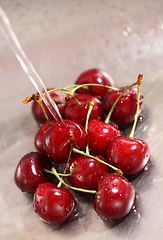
[71,83,119,95]
[104,82,138,124]
[85,101,95,154]
[72,96,82,107]
[53,99,66,104]
[36,99,50,126]
[48,85,77,93]
[57,136,75,187]
[48,84,119,96]
[44,163,76,178]
[45,167,97,194]
[72,148,123,174]
[129,74,143,138]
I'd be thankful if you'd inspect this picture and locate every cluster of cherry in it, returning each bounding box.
[14,68,150,224]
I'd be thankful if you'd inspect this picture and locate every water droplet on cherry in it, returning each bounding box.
[60,202,64,207]
[38,188,45,196]
[41,208,47,214]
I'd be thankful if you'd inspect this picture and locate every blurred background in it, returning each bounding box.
[0,1,163,240]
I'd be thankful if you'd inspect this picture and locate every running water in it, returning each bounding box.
[0,6,63,123]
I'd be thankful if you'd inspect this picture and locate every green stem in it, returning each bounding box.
[47,85,77,93]
[71,83,119,95]
[57,140,74,187]
[47,84,119,105]
[129,75,143,138]
[72,96,82,107]
[48,84,119,94]
[104,82,137,124]
[53,99,66,104]
[37,100,50,126]
[85,101,94,133]
[85,101,94,155]
[44,163,76,177]
[45,168,96,194]
[73,148,122,174]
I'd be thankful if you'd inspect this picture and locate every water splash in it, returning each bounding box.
[0,6,63,123]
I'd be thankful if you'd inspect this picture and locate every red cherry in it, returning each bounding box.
[94,173,135,219]
[43,120,88,163]
[64,94,103,127]
[32,89,65,125]
[105,136,150,175]
[34,120,56,152]
[66,155,109,190]
[102,86,144,125]
[33,182,75,224]
[87,119,120,156]
[75,68,114,100]
[14,152,52,193]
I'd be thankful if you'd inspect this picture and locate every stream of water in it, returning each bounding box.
[0,6,62,122]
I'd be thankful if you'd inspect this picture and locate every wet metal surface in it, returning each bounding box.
[0,1,163,240]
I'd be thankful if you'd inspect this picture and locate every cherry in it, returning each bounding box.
[94,173,135,220]
[102,86,144,125]
[87,119,120,156]
[33,182,75,224]
[64,94,103,127]
[105,76,150,175]
[75,68,114,100]
[14,152,53,193]
[43,120,88,163]
[32,89,65,125]
[66,155,109,190]
[34,120,56,153]
[105,136,150,175]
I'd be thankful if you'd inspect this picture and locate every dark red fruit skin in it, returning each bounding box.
[64,94,103,127]
[66,155,109,190]
[32,89,65,125]
[14,152,52,193]
[102,87,144,125]
[75,68,114,100]
[33,182,75,224]
[88,119,120,156]
[34,120,56,152]
[43,120,88,163]
[105,136,150,175]
[94,173,135,220]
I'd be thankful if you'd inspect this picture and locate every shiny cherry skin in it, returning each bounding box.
[102,86,144,125]
[14,152,52,193]
[33,182,75,224]
[34,120,56,152]
[32,89,65,125]
[105,136,150,175]
[43,120,88,163]
[94,173,135,220]
[64,94,103,127]
[88,119,120,156]
[66,155,109,190]
[75,68,114,100]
